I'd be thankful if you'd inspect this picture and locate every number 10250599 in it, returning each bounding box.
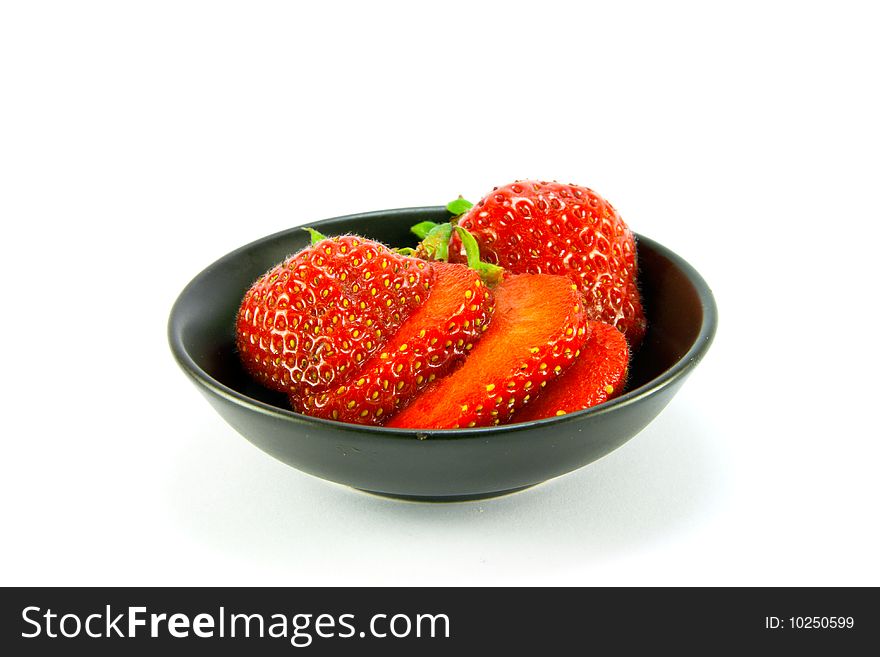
[765,616,854,630]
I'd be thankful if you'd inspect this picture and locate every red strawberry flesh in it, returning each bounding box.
[386,274,589,429]
[513,321,629,422]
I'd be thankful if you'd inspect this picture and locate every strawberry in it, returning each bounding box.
[294,262,494,425]
[236,232,434,399]
[445,181,646,348]
[386,274,589,429]
[513,321,629,422]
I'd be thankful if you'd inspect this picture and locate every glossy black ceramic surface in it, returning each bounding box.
[168,207,717,501]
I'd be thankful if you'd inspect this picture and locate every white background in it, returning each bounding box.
[2,1,878,586]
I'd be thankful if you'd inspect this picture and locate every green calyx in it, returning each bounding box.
[410,221,441,240]
[455,226,503,285]
[406,223,453,260]
[419,223,454,261]
[446,196,473,216]
[407,194,501,285]
[409,195,473,241]
[303,227,329,245]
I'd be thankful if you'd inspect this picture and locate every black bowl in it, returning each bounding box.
[168,207,717,501]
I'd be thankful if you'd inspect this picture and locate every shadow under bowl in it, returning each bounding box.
[168,207,717,501]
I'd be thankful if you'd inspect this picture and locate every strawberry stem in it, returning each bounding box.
[303,227,328,245]
[455,226,503,285]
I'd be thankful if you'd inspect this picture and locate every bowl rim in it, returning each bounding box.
[168,206,717,441]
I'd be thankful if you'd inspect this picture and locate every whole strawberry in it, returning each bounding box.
[236,232,434,399]
[452,180,646,347]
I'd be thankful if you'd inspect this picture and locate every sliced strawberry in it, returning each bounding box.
[513,321,629,422]
[236,234,433,398]
[294,263,494,425]
[386,274,589,429]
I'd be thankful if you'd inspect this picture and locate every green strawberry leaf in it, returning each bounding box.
[446,196,473,216]
[303,227,328,245]
[411,221,441,240]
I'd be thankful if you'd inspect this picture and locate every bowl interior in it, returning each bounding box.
[173,207,708,420]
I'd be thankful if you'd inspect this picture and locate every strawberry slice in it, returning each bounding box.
[295,263,494,425]
[386,274,589,429]
[513,321,629,422]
